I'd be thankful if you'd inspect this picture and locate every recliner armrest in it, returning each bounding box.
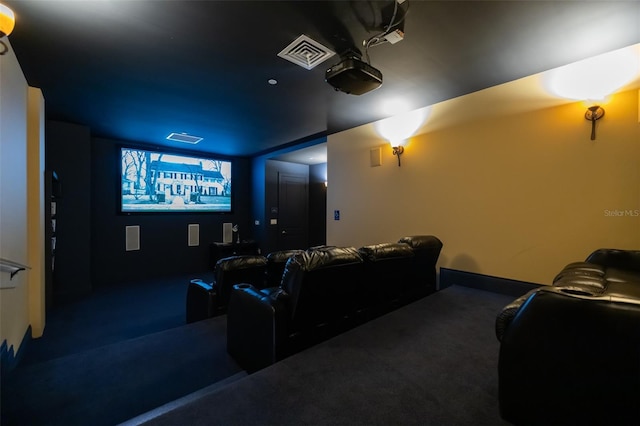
[226,284,288,373]
[494,289,537,342]
[185,280,218,323]
[498,288,640,425]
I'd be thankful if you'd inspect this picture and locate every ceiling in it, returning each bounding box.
[4,1,639,162]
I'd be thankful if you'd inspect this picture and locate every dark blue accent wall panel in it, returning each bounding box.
[46,121,92,301]
[90,137,252,287]
[309,163,327,247]
[250,156,267,254]
[263,160,309,254]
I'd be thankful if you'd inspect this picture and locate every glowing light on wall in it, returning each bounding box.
[544,46,639,102]
[0,3,15,37]
[375,108,429,146]
[543,44,639,141]
[0,3,15,56]
[380,98,412,116]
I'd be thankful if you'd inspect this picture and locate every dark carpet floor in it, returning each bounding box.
[21,271,215,366]
[136,285,514,426]
[1,271,245,426]
[1,276,517,426]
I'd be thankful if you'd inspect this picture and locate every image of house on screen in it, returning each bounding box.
[120,148,232,213]
[151,161,226,198]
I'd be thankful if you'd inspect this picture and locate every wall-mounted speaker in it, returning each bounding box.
[125,225,140,251]
[188,224,199,247]
[223,223,233,243]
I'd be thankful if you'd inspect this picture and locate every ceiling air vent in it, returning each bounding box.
[277,35,335,70]
[166,133,202,144]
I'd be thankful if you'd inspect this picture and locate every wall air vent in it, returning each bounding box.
[166,133,203,144]
[277,34,335,70]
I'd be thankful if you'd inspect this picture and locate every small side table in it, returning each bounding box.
[209,241,260,269]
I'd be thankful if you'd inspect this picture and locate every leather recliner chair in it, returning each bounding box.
[265,249,305,288]
[358,242,415,318]
[227,246,364,372]
[398,235,443,298]
[186,254,268,323]
[495,249,640,425]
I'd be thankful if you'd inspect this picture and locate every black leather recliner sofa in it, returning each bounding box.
[227,246,364,372]
[227,236,443,372]
[495,249,640,425]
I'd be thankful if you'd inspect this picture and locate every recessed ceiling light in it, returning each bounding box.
[166,132,203,144]
[268,79,278,85]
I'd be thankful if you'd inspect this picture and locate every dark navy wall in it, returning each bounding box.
[263,159,309,254]
[250,156,267,254]
[46,121,92,302]
[309,163,327,247]
[90,137,252,287]
[255,159,326,253]
[47,120,326,291]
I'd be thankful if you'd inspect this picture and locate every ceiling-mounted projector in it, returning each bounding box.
[325,56,383,95]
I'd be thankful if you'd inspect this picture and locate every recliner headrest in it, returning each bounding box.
[398,235,443,251]
[266,250,304,263]
[288,246,363,272]
[359,242,414,261]
[216,255,267,272]
[586,249,640,273]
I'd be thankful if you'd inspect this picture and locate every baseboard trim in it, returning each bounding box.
[1,326,32,378]
[440,268,540,297]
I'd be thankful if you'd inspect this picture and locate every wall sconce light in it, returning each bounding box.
[543,46,639,142]
[391,142,405,167]
[585,105,605,141]
[0,3,15,56]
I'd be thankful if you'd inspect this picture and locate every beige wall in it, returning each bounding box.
[0,41,46,356]
[1,42,30,352]
[327,87,639,285]
[27,87,46,338]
